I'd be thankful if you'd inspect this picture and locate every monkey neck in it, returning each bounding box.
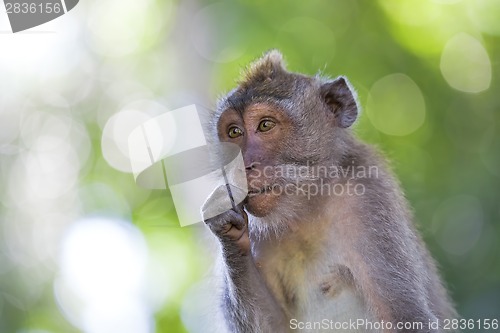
[248,194,337,268]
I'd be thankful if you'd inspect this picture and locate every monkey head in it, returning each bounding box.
[213,50,359,218]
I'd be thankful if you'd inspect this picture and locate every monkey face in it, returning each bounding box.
[214,51,359,219]
[217,103,296,217]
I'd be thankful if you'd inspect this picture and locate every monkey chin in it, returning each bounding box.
[244,190,281,218]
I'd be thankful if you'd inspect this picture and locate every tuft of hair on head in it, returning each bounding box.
[240,50,287,88]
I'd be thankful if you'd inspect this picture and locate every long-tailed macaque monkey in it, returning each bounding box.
[202,50,456,333]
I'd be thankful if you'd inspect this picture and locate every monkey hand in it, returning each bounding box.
[202,184,250,255]
[203,205,250,256]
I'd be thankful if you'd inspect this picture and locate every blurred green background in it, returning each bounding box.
[0,0,499,332]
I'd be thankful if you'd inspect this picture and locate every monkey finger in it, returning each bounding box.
[226,209,247,231]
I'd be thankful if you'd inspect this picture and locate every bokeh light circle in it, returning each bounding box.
[366,73,426,136]
[440,33,491,93]
[55,217,152,333]
[102,110,152,173]
[101,100,175,173]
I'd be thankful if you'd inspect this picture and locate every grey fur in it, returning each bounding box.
[203,50,457,333]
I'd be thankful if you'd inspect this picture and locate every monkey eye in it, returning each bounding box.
[228,126,243,138]
[258,119,276,132]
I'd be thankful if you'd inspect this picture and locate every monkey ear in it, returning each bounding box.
[320,76,358,128]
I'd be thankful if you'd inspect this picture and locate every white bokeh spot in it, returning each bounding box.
[55,217,154,333]
[440,33,491,93]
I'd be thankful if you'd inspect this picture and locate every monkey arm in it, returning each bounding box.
[203,204,288,333]
[347,209,445,333]
[219,242,289,333]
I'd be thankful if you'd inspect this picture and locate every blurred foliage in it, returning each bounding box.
[0,0,499,332]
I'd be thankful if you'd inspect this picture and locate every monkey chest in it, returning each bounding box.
[256,256,370,332]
